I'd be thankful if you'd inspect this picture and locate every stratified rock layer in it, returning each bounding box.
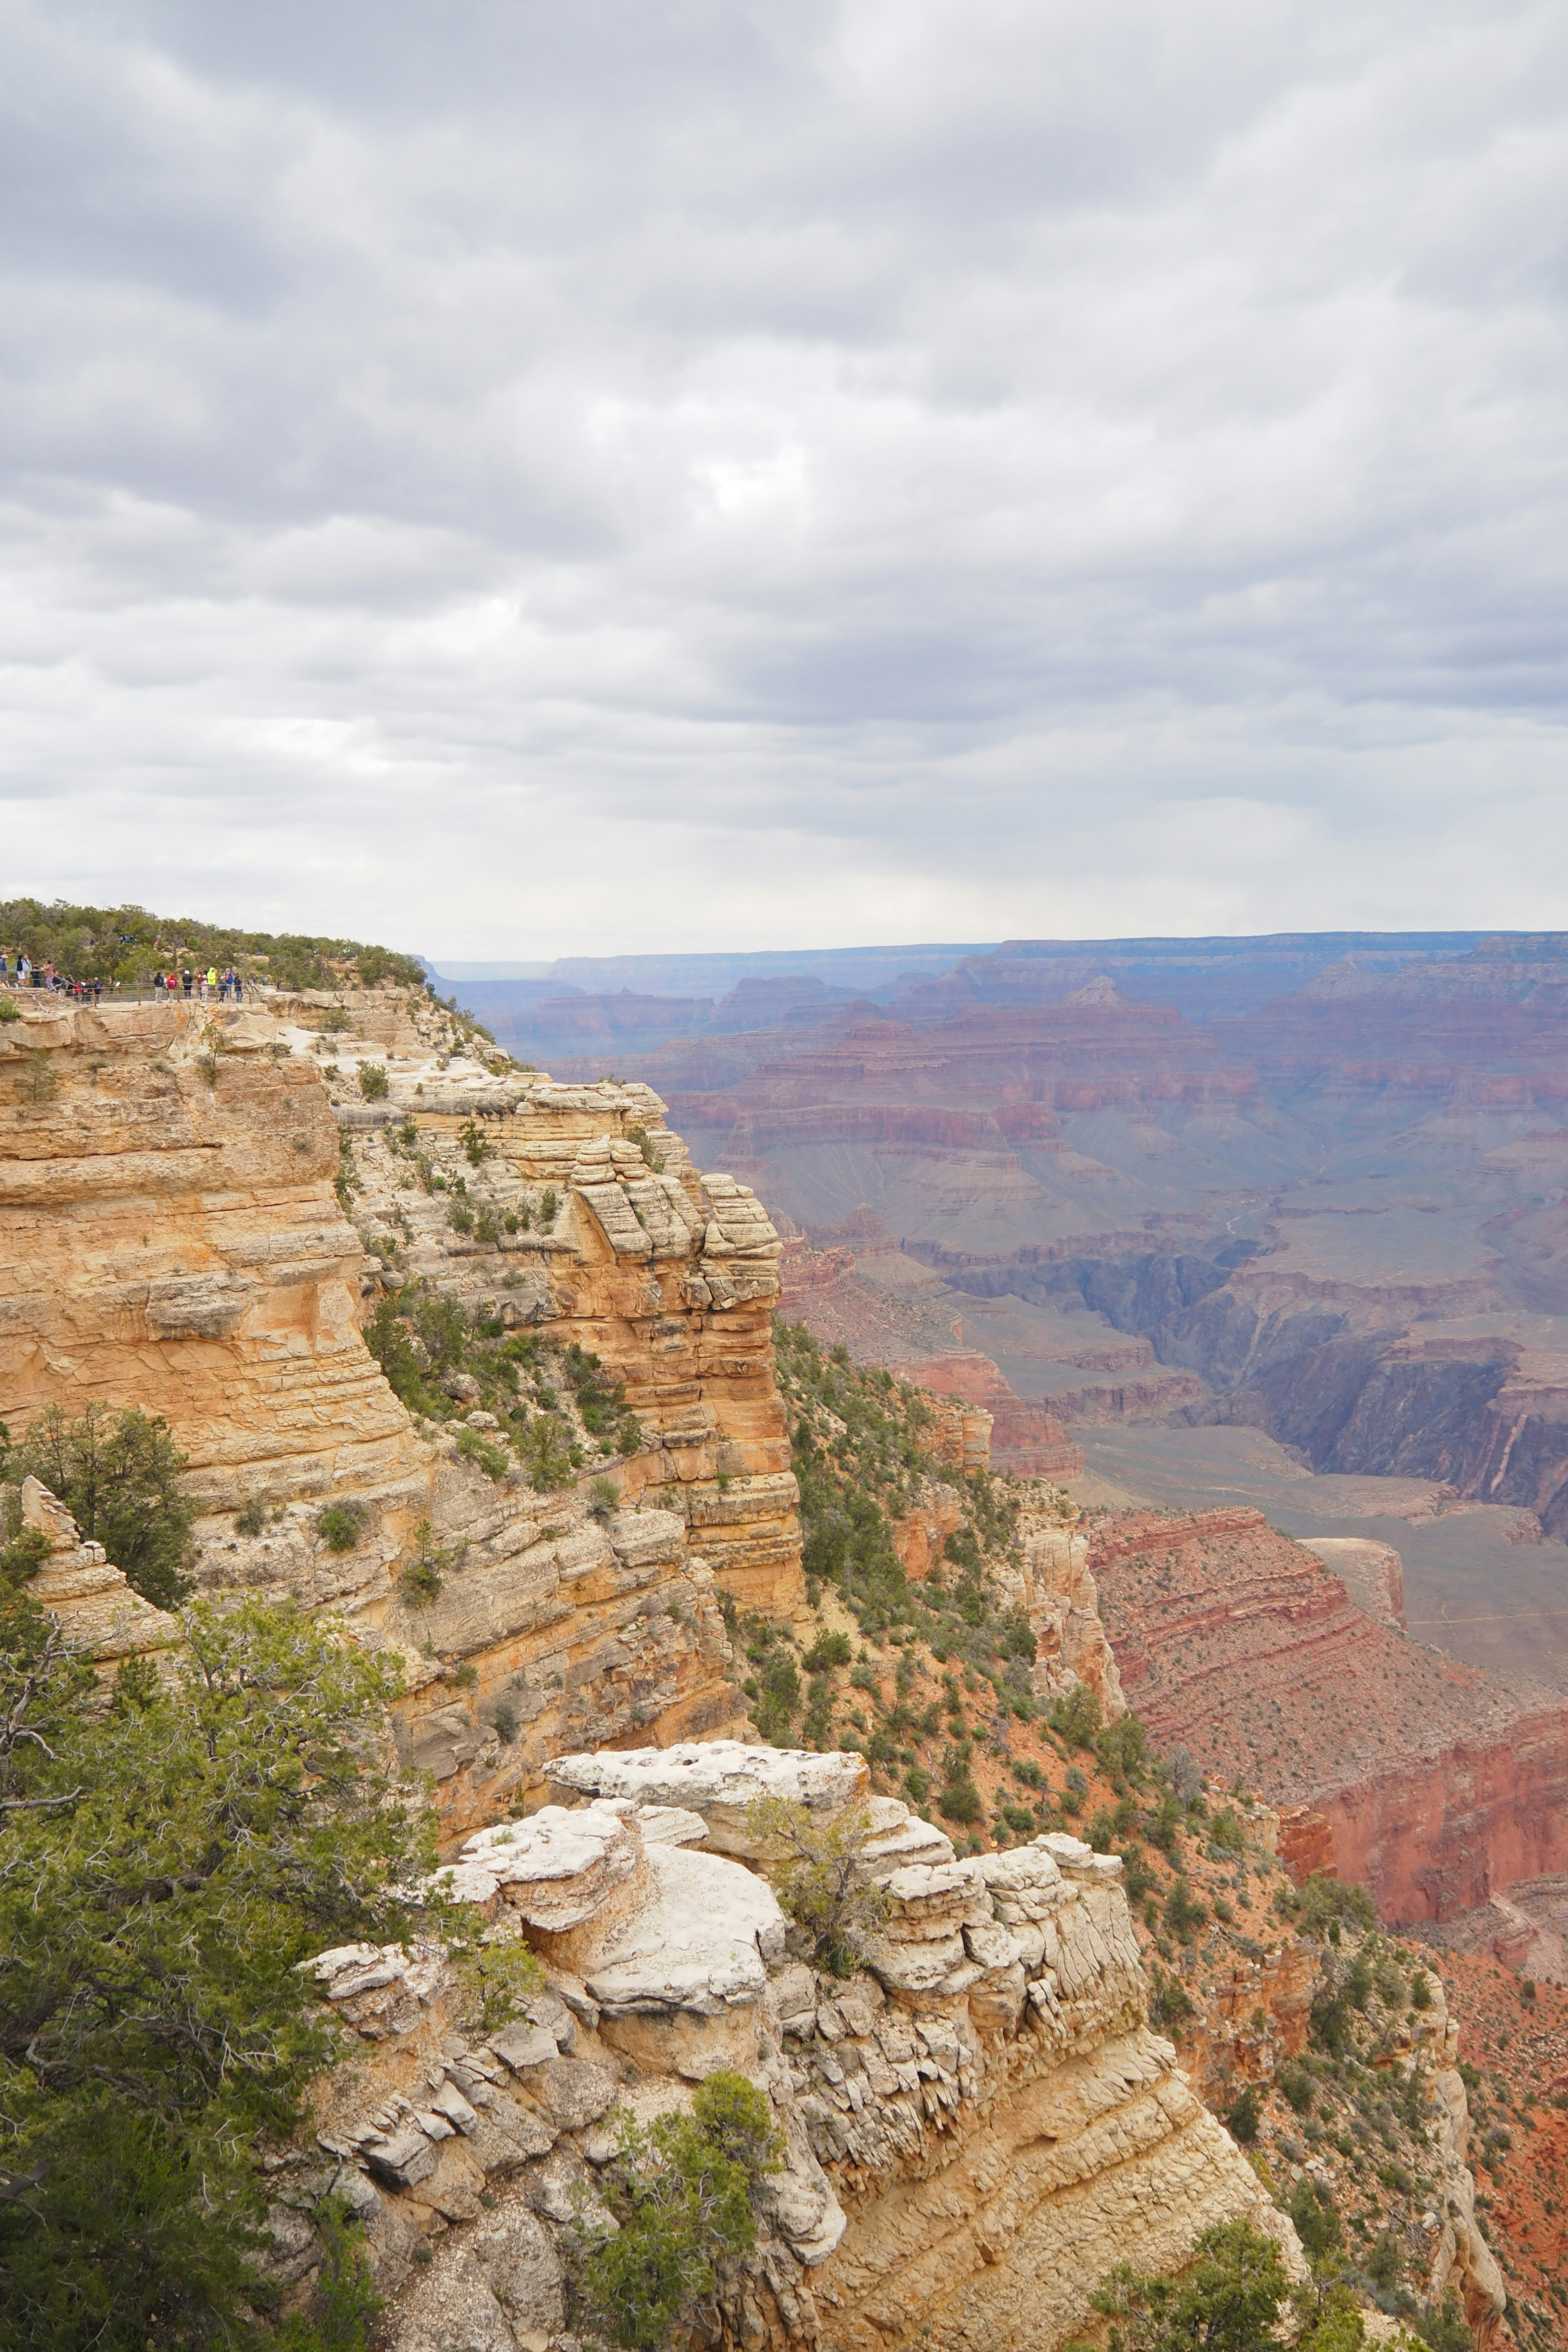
[0,992,806,1831]
[296,1745,1287,2352]
[1088,1506,1568,1923]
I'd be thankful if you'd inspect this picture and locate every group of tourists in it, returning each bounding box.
[152,967,247,1003]
[0,956,114,1001]
[0,954,249,1004]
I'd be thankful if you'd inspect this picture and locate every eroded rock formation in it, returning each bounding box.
[288,1742,1288,2352]
[1087,1507,1568,1923]
[0,990,806,1832]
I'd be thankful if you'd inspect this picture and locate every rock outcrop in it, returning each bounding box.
[291,1742,1287,2352]
[0,991,806,1832]
[7,1474,178,1663]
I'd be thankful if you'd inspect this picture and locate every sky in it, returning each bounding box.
[3,0,1567,961]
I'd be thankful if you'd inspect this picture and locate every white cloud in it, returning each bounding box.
[1,0,1566,956]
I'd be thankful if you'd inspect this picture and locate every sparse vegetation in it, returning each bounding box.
[316,1500,368,1553]
[573,2072,782,2352]
[744,1794,891,1976]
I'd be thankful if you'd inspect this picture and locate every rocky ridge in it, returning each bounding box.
[1083,1508,1568,1925]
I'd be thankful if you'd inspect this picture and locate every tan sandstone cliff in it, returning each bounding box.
[0,989,804,1832]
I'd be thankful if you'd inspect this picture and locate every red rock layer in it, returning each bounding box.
[660,1000,1261,1138]
[1087,1508,1568,1925]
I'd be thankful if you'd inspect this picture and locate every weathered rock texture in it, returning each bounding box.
[292,1744,1287,2352]
[1087,1507,1568,1924]
[8,1474,178,1664]
[0,992,807,1833]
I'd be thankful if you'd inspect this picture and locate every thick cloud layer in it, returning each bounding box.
[3,0,1566,954]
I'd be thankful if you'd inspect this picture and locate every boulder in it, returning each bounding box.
[459,1803,648,1940]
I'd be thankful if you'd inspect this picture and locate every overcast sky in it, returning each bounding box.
[3,0,1566,960]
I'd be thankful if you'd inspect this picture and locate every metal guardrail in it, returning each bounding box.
[0,982,260,1007]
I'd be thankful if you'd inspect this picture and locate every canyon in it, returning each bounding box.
[0,955,1535,2345]
[282,1742,1504,2352]
[1079,1504,1568,1927]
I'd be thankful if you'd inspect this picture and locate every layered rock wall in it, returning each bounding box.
[1087,1507,1568,1923]
[0,992,806,1834]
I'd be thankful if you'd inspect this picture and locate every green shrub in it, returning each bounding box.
[3,1403,196,1609]
[0,996,19,1022]
[1149,1965,1196,2035]
[317,1501,368,1553]
[20,1047,58,1104]
[938,1744,982,1825]
[397,1514,463,1603]
[519,1417,575,1493]
[1050,1684,1103,1748]
[234,1500,267,1538]
[575,2072,782,2352]
[1278,2062,1315,2115]
[1095,1713,1147,1787]
[1287,2177,1343,2265]
[804,1630,853,1671]
[1164,1876,1207,1941]
[1227,2084,1261,2143]
[459,1118,494,1167]
[742,1795,890,1976]
[539,1186,559,1227]
[451,1931,545,2032]
[455,1428,508,1481]
[448,1198,475,1235]
[1090,2217,1288,2352]
[357,1063,388,1100]
[588,1476,619,1525]
[1209,1806,1245,1853]
[1297,1873,1376,1938]
[0,1594,428,2348]
[1413,2294,1472,2352]
[274,2194,382,2352]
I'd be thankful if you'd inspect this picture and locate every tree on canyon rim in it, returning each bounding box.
[0,1403,196,1609]
[0,1586,433,2350]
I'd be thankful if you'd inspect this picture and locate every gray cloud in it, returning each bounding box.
[2,0,1566,955]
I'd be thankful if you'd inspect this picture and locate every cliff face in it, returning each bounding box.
[1086,1507,1568,1924]
[0,991,806,1833]
[0,994,425,1521]
[284,1742,1287,2352]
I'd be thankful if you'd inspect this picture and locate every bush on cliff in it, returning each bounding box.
[744,1792,891,1976]
[0,1403,196,1610]
[1088,2217,1290,2351]
[0,1592,432,2350]
[573,2071,783,2352]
